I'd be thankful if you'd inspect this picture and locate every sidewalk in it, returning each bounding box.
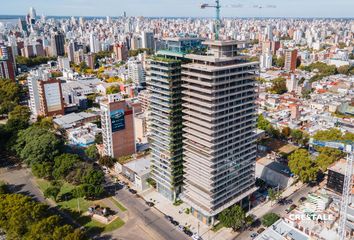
[140,190,236,240]
[248,182,304,219]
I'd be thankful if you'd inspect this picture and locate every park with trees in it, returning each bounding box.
[0,77,125,237]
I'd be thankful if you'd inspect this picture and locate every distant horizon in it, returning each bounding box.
[1,0,354,19]
[0,14,353,20]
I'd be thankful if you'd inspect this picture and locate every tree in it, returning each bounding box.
[53,154,80,180]
[282,127,291,138]
[0,181,8,194]
[316,153,336,172]
[288,149,318,183]
[262,213,280,227]
[31,162,53,179]
[0,193,84,239]
[219,205,246,231]
[273,55,285,68]
[13,126,63,164]
[85,145,98,160]
[6,105,30,131]
[81,167,105,186]
[268,188,281,206]
[257,114,271,131]
[337,65,350,75]
[313,128,342,141]
[44,186,61,201]
[269,77,287,94]
[106,85,120,94]
[290,129,304,145]
[99,155,116,168]
[94,132,103,144]
[0,78,20,114]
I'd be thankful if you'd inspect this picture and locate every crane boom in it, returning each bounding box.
[309,138,354,240]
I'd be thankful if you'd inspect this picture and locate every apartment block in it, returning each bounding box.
[147,56,184,201]
[181,40,258,224]
[100,94,136,158]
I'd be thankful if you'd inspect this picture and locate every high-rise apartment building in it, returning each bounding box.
[147,56,184,200]
[284,49,298,72]
[0,45,16,81]
[128,59,146,86]
[89,33,100,53]
[28,68,64,117]
[100,95,136,158]
[180,40,258,224]
[113,43,128,62]
[38,79,65,116]
[51,32,65,57]
[141,31,155,50]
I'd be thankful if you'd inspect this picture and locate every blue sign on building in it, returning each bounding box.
[111,109,125,132]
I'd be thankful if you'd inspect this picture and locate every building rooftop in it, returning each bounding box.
[328,158,347,175]
[53,112,98,129]
[255,219,310,240]
[124,156,151,176]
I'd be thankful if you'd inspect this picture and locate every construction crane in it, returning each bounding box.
[200,1,277,40]
[309,138,354,240]
[201,0,222,40]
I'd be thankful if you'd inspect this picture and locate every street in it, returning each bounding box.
[234,184,314,240]
[103,178,189,240]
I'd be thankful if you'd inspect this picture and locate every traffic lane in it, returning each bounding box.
[115,187,189,240]
[234,184,314,240]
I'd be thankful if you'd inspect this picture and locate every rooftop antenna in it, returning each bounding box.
[201,0,221,40]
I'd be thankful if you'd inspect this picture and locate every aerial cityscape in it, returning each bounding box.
[0,1,354,240]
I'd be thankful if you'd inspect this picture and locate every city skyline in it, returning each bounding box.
[1,0,354,18]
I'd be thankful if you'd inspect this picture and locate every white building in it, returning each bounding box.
[128,60,146,86]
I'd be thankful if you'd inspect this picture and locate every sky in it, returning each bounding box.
[1,0,354,18]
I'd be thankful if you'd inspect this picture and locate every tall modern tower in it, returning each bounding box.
[147,56,184,201]
[147,37,204,201]
[181,40,258,224]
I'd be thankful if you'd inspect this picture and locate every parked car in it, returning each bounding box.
[257,228,265,234]
[250,233,258,238]
[165,215,173,222]
[145,201,154,207]
[178,225,184,231]
[192,233,202,240]
[171,220,179,226]
[183,228,193,236]
[128,189,137,194]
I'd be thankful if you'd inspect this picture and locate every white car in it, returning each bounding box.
[192,233,202,240]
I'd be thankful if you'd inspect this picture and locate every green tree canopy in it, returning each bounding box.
[269,77,287,94]
[262,213,280,227]
[0,78,21,114]
[106,85,121,95]
[13,126,63,164]
[219,205,246,231]
[53,154,80,180]
[6,105,31,131]
[98,155,116,168]
[313,128,343,141]
[0,193,84,239]
[288,149,318,183]
[44,186,61,201]
[85,145,98,160]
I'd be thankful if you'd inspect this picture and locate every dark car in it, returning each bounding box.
[145,201,155,207]
[171,220,179,226]
[128,189,137,194]
[183,228,193,236]
[165,215,173,222]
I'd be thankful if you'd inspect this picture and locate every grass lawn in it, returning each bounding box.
[110,197,127,212]
[211,222,224,232]
[35,178,124,234]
